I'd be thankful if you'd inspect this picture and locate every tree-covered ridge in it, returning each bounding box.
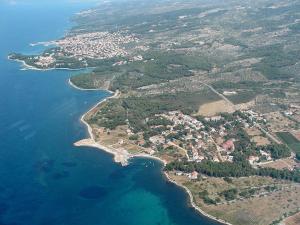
[88,89,220,131]
[165,160,300,182]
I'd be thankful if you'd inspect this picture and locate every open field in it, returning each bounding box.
[226,90,257,105]
[91,125,146,155]
[168,173,300,225]
[154,145,187,163]
[245,127,262,136]
[282,212,300,225]
[259,158,300,171]
[276,132,300,155]
[205,188,300,225]
[197,100,235,116]
[291,130,300,142]
[264,112,296,132]
[251,135,270,146]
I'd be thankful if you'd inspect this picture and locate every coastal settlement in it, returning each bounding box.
[10,1,300,224]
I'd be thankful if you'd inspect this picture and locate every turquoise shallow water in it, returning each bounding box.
[0,1,220,225]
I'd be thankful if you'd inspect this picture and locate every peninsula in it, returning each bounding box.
[10,0,300,224]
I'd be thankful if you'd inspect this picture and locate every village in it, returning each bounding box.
[123,109,300,180]
[7,0,300,223]
[11,31,140,69]
[55,31,138,59]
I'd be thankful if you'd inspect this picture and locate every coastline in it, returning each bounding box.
[164,172,232,225]
[68,78,114,93]
[70,80,231,225]
[8,56,84,72]
[73,84,166,166]
[11,54,232,225]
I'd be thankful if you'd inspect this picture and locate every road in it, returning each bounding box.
[199,81,236,109]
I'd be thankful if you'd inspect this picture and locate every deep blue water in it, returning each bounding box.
[0,1,220,225]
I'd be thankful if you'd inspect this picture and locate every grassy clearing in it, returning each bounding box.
[227,90,257,104]
[282,212,300,225]
[276,132,300,155]
[169,173,300,225]
[197,99,235,116]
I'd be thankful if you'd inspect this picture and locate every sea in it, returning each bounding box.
[0,1,220,225]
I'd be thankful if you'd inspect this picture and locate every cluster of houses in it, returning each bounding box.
[176,171,199,180]
[283,104,300,119]
[22,31,149,69]
[34,55,56,67]
[112,55,144,66]
[55,31,138,59]
[141,111,226,162]
[126,110,277,166]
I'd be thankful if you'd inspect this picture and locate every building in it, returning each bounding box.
[189,171,198,180]
[248,155,260,165]
[222,139,235,152]
[260,150,272,161]
[205,116,222,122]
[118,139,124,145]
[149,135,165,145]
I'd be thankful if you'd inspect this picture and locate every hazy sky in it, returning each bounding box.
[1,0,101,5]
